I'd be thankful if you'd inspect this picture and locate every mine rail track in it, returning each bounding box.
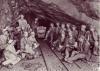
[49,47,70,71]
[38,40,98,71]
[39,45,48,71]
[39,40,70,71]
[49,45,81,69]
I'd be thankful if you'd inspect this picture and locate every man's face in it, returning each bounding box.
[66,23,70,28]
[81,25,86,31]
[72,25,76,30]
[20,15,24,19]
[35,18,38,21]
[56,23,60,27]
[50,23,54,27]
[61,24,65,28]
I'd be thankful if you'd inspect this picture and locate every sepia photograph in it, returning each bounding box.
[0,0,100,71]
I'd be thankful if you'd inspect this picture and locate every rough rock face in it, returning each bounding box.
[42,0,80,20]
[0,0,12,30]
[42,0,100,19]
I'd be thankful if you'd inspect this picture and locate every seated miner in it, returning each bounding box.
[18,14,31,32]
[2,39,21,68]
[64,30,78,60]
[78,25,87,52]
[71,25,78,41]
[13,26,22,51]
[65,23,71,31]
[52,22,61,49]
[32,18,39,35]
[20,31,39,60]
[0,28,9,50]
[0,28,10,64]
[65,23,72,39]
[64,36,91,63]
[28,31,40,58]
[4,25,22,51]
[44,23,55,45]
[54,22,60,39]
[5,25,22,51]
[57,24,66,51]
[64,25,94,63]
[83,31,92,61]
[89,25,99,56]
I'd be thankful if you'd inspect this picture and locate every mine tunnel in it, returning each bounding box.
[0,0,100,71]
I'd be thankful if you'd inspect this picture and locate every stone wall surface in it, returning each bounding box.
[42,0,80,19]
[0,0,12,30]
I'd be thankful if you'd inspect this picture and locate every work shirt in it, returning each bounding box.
[3,43,21,65]
[65,37,76,49]
[4,44,17,59]
[18,19,30,31]
[72,30,78,41]
[21,36,39,54]
[59,28,66,43]
[78,30,86,43]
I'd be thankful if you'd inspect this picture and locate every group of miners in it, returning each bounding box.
[0,14,99,68]
[0,14,39,68]
[44,22,99,63]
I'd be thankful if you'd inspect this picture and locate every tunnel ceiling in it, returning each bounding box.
[70,0,100,20]
[7,0,93,25]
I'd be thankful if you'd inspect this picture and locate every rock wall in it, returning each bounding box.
[42,0,80,19]
[0,0,12,30]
